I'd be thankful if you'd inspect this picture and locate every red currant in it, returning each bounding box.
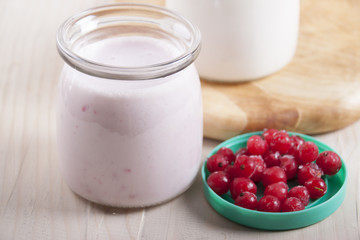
[234,191,258,210]
[304,177,327,199]
[258,195,281,212]
[207,171,230,195]
[230,177,257,199]
[262,128,278,144]
[288,185,310,206]
[262,166,287,187]
[297,163,323,185]
[316,151,342,176]
[298,141,319,165]
[269,130,291,154]
[217,147,235,163]
[224,163,237,181]
[249,155,266,183]
[288,135,305,163]
[280,154,298,180]
[247,135,268,156]
[281,197,305,212]
[233,155,256,178]
[235,147,249,157]
[264,182,289,203]
[206,154,229,173]
[263,151,281,167]
[291,135,305,147]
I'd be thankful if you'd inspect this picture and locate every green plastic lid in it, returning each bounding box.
[202,132,347,230]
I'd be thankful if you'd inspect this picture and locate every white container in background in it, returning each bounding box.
[166,0,300,82]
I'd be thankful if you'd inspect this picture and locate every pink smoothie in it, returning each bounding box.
[57,36,203,207]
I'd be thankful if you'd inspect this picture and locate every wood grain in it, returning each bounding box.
[0,0,359,239]
[202,0,360,140]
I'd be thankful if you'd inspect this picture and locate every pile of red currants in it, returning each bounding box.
[206,129,342,212]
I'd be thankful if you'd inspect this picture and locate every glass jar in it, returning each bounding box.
[56,4,202,207]
[167,0,300,82]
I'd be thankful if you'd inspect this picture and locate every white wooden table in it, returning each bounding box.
[0,0,359,239]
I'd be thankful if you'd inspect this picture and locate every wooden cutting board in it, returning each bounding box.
[201,0,360,140]
[117,0,360,140]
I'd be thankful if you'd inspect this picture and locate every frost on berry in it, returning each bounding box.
[289,185,310,206]
[249,155,266,183]
[298,141,319,165]
[297,163,323,185]
[263,151,281,167]
[262,166,287,187]
[247,135,268,156]
[269,130,291,154]
[281,197,305,212]
[258,195,281,212]
[264,182,288,203]
[262,128,278,144]
[235,147,249,158]
[280,154,298,180]
[288,135,305,163]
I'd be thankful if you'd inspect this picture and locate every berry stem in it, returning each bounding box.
[314,187,324,192]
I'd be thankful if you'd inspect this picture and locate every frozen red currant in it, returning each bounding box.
[262,128,278,144]
[234,191,258,210]
[217,147,235,163]
[258,195,281,212]
[206,154,229,173]
[269,130,292,154]
[249,155,266,183]
[263,151,281,167]
[230,177,257,199]
[298,141,319,165]
[297,163,323,185]
[304,177,327,199]
[262,166,287,187]
[247,135,268,156]
[288,135,305,163]
[291,135,305,148]
[288,185,310,206]
[280,154,298,180]
[224,163,237,181]
[264,182,289,203]
[207,171,230,195]
[235,147,249,157]
[281,197,305,212]
[233,155,256,178]
[316,151,342,176]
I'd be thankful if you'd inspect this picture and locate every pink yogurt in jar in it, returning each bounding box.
[56,4,202,207]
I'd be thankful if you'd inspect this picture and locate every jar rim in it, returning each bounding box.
[56,3,201,80]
